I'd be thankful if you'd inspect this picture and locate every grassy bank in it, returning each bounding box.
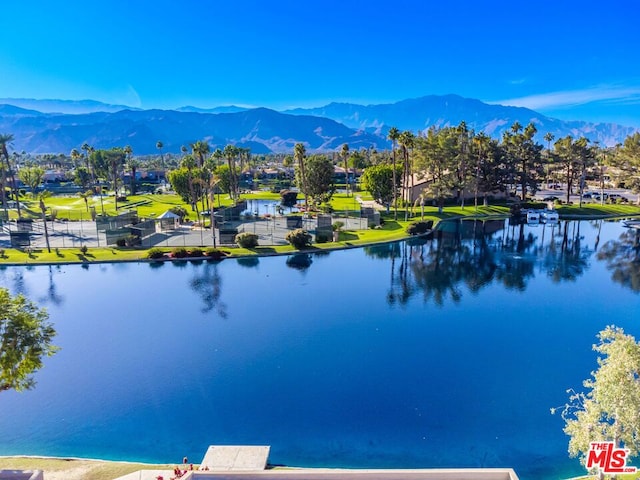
[1,202,638,266]
[0,456,178,480]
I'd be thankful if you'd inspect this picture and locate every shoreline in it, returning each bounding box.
[0,211,638,268]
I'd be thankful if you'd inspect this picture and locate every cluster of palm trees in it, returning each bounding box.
[378,121,640,216]
[167,140,253,223]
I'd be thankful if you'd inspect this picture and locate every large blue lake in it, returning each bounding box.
[1,219,639,479]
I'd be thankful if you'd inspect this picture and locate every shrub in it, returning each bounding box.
[235,232,259,248]
[115,238,127,247]
[146,248,165,259]
[205,247,226,260]
[332,221,344,232]
[320,203,333,213]
[172,247,189,258]
[0,248,5,258]
[286,228,312,249]
[79,245,88,254]
[124,235,140,247]
[406,220,434,235]
[279,189,298,208]
[189,247,204,257]
[169,206,188,220]
[316,233,330,243]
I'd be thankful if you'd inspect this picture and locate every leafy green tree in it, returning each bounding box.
[553,136,593,205]
[0,288,58,393]
[501,122,544,201]
[296,154,335,206]
[73,166,92,191]
[361,164,401,211]
[168,162,202,214]
[613,132,640,203]
[556,326,640,474]
[18,166,44,195]
[414,127,457,213]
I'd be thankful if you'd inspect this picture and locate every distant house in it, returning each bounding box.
[401,173,508,205]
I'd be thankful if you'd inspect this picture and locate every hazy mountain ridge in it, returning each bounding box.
[0,98,139,114]
[0,94,637,154]
[0,106,385,154]
[284,94,638,146]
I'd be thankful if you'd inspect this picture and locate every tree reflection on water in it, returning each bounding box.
[597,227,640,292]
[189,262,228,317]
[366,218,612,307]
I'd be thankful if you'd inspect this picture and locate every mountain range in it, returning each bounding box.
[0,95,637,155]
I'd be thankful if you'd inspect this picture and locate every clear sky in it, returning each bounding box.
[2,0,639,126]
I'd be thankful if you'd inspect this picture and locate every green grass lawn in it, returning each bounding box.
[2,193,638,266]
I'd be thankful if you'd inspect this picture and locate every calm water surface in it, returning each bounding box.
[0,219,639,479]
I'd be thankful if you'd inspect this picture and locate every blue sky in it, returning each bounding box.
[2,0,639,126]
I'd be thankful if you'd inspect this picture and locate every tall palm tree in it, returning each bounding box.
[223,144,240,202]
[0,133,20,218]
[38,191,53,253]
[192,140,210,168]
[398,131,415,220]
[70,148,82,168]
[294,143,308,212]
[472,132,491,209]
[387,127,400,219]
[81,142,94,184]
[156,141,164,169]
[123,145,136,195]
[78,189,94,212]
[543,132,555,186]
[341,143,350,197]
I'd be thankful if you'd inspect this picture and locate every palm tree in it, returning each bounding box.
[156,141,164,169]
[387,127,400,219]
[398,130,415,220]
[38,191,53,253]
[81,142,94,183]
[294,143,308,212]
[543,132,555,187]
[0,156,7,219]
[123,145,137,195]
[181,155,200,218]
[472,132,491,209]
[70,148,82,168]
[191,140,210,168]
[223,144,240,202]
[341,143,350,197]
[78,189,94,212]
[0,133,20,218]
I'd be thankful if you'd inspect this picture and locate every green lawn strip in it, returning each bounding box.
[555,203,640,217]
[0,457,179,480]
[0,247,146,264]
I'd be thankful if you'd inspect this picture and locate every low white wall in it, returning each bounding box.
[0,471,44,480]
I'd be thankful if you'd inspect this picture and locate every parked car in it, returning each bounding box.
[608,193,628,203]
[543,195,559,202]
